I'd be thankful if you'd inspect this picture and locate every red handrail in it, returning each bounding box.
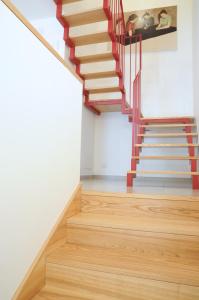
[105,0,126,97]
[130,34,142,174]
[106,1,143,166]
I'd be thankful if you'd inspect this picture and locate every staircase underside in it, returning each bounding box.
[56,0,126,114]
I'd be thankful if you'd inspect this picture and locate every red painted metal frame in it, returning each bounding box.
[102,1,126,97]
[84,97,101,115]
[126,32,199,189]
[127,34,142,187]
[185,125,199,189]
[55,0,127,115]
[55,0,101,115]
[56,0,82,76]
[82,0,126,112]
[122,34,142,115]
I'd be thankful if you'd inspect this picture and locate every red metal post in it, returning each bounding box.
[127,173,133,187]
[127,33,142,187]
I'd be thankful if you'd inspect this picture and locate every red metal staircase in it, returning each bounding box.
[55,0,128,114]
[127,117,199,190]
[54,0,199,190]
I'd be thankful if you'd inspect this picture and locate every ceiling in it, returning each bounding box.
[11,0,56,20]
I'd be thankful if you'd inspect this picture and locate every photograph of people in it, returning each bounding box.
[156,9,172,30]
[126,14,139,36]
[142,12,155,30]
[124,6,177,48]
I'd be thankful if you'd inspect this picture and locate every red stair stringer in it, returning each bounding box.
[127,117,199,190]
[54,0,127,115]
[55,0,101,114]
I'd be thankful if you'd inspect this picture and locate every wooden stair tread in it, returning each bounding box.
[129,170,199,176]
[47,243,199,286]
[82,189,199,201]
[44,263,199,300]
[82,70,118,80]
[32,295,47,300]
[139,133,198,137]
[62,0,106,27]
[81,193,199,220]
[87,86,122,94]
[141,116,194,120]
[35,287,85,299]
[67,212,199,236]
[71,32,110,46]
[63,9,107,27]
[78,53,114,64]
[140,124,196,128]
[132,156,199,160]
[136,143,199,147]
[94,103,122,112]
[63,0,81,3]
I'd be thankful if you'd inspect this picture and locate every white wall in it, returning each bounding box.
[11,0,56,20]
[80,105,95,176]
[0,2,82,300]
[11,0,65,58]
[193,0,199,131]
[93,113,132,176]
[89,113,190,177]
[124,0,193,117]
[32,17,65,58]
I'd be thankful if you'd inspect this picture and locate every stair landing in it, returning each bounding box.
[81,176,196,195]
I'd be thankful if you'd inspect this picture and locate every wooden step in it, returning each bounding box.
[80,192,199,220]
[132,155,199,160]
[89,91,122,101]
[36,284,93,300]
[67,223,199,262]
[141,116,194,121]
[63,0,81,4]
[139,133,198,138]
[67,200,199,268]
[67,212,199,236]
[93,103,122,112]
[140,116,194,124]
[44,261,199,300]
[47,243,199,286]
[62,1,106,27]
[87,86,122,94]
[85,77,119,90]
[78,52,114,64]
[82,70,118,80]
[37,281,117,300]
[71,32,110,46]
[32,295,47,300]
[82,190,199,202]
[129,170,199,176]
[76,44,113,65]
[140,124,196,128]
[79,59,116,80]
[136,143,199,148]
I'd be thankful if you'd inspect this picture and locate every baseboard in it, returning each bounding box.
[80,175,95,180]
[12,183,82,300]
[81,175,126,181]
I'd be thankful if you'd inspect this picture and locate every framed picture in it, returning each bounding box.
[123,6,177,51]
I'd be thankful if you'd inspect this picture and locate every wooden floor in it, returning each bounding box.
[32,189,199,300]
